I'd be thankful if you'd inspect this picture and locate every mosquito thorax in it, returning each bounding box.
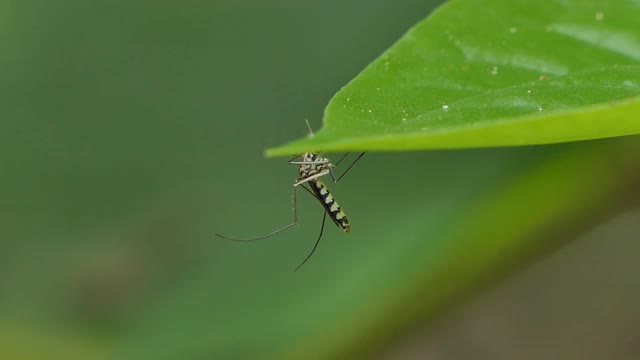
[298,152,331,179]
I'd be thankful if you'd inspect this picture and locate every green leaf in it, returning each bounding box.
[267,0,640,157]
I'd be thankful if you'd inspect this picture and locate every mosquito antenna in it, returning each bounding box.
[215,187,298,242]
[294,211,327,272]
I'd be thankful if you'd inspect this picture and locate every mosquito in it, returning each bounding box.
[216,122,365,271]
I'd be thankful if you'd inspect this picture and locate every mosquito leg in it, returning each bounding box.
[289,160,329,165]
[333,153,350,166]
[328,153,351,181]
[329,167,338,182]
[215,187,298,242]
[299,183,320,202]
[287,155,301,164]
[330,152,365,183]
[293,211,327,272]
[294,170,330,186]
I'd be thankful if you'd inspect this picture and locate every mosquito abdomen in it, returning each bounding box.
[311,179,351,233]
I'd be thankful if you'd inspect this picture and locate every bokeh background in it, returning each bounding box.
[2,1,639,359]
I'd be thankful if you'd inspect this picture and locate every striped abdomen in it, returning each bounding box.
[310,179,351,233]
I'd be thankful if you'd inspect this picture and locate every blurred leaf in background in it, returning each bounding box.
[1,1,639,360]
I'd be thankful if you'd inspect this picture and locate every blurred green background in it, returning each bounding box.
[2,1,640,359]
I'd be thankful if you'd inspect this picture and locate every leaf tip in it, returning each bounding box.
[264,147,284,158]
